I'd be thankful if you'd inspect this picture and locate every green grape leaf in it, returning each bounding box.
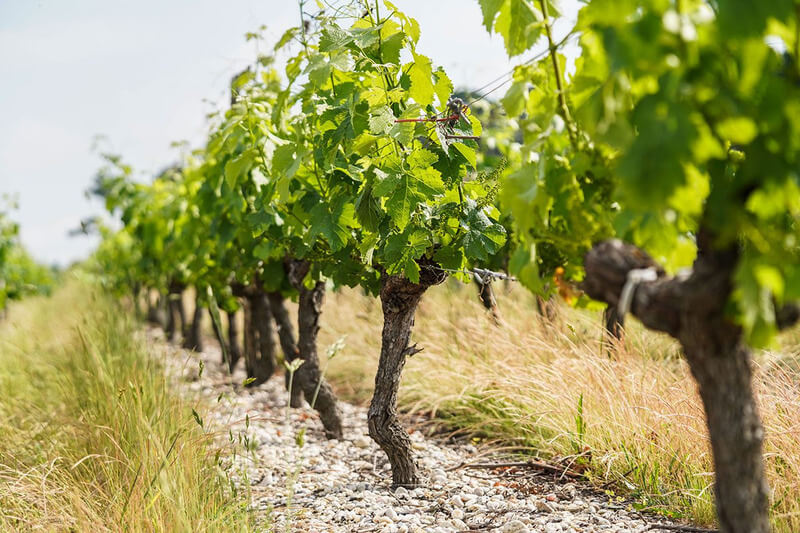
[372,170,401,197]
[433,69,453,106]
[369,106,396,135]
[380,30,405,65]
[224,149,255,187]
[434,245,466,270]
[460,200,507,261]
[382,229,432,282]
[408,148,438,169]
[478,0,505,32]
[272,144,301,178]
[452,143,477,169]
[355,184,384,232]
[274,28,299,51]
[494,0,543,57]
[502,80,527,117]
[385,174,425,230]
[411,167,445,196]
[308,200,354,252]
[319,25,354,52]
[408,53,435,106]
[389,121,415,145]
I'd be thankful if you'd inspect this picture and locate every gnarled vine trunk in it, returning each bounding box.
[146,292,162,325]
[582,232,777,533]
[474,275,500,324]
[242,291,276,387]
[226,310,242,372]
[165,280,187,343]
[183,293,204,352]
[287,260,343,439]
[165,292,175,341]
[602,304,624,353]
[267,291,304,407]
[368,266,447,487]
[210,307,225,357]
[232,281,277,387]
[132,283,143,320]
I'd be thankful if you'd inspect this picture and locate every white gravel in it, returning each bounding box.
[152,328,692,533]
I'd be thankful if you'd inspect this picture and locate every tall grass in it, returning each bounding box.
[0,279,252,532]
[317,280,800,531]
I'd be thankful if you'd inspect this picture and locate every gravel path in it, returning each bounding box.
[154,329,694,533]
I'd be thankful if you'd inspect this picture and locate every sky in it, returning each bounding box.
[0,0,579,267]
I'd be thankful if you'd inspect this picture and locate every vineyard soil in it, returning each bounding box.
[159,313,690,532]
[313,282,800,532]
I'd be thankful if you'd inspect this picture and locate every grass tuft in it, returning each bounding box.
[318,280,800,531]
[0,279,252,532]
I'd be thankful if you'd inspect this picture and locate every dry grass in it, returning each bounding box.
[314,280,800,531]
[0,279,252,532]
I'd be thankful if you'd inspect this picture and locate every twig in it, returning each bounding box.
[445,445,534,471]
[445,134,481,141]
[395,114,459,123]
[471,267,516,282]
[464,460,583,479]
[423,264,517,282]
[402,343,424,357]
[644,525,719,533]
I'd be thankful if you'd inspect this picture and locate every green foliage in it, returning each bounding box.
[0,204,54,310]
[483,0,800,344]
[94,0,504,303]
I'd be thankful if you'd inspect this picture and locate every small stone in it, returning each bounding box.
[502,520,530,533]
[449,494,464,508]
[486,499,504,511]
[451,518,468,530]
[535,500,555,513]
[431,475,447,486]
[157,326,693,533]
[354,435,372,448]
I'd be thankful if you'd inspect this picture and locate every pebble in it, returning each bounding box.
[449,494,464,508]
[154,327,692,533]
[354,435,372,448]
[536,499,556,513]
[503,520,531,533]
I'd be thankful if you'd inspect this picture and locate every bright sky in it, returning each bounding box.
[0,0,578,267]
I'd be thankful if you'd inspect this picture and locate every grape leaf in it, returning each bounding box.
[408,53,435,106]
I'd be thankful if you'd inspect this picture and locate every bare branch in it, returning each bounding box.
[402,343,423,357]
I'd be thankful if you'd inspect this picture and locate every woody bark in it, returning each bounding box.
[582,230,780,533]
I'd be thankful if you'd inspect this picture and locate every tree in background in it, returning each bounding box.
[0,200,55,314]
